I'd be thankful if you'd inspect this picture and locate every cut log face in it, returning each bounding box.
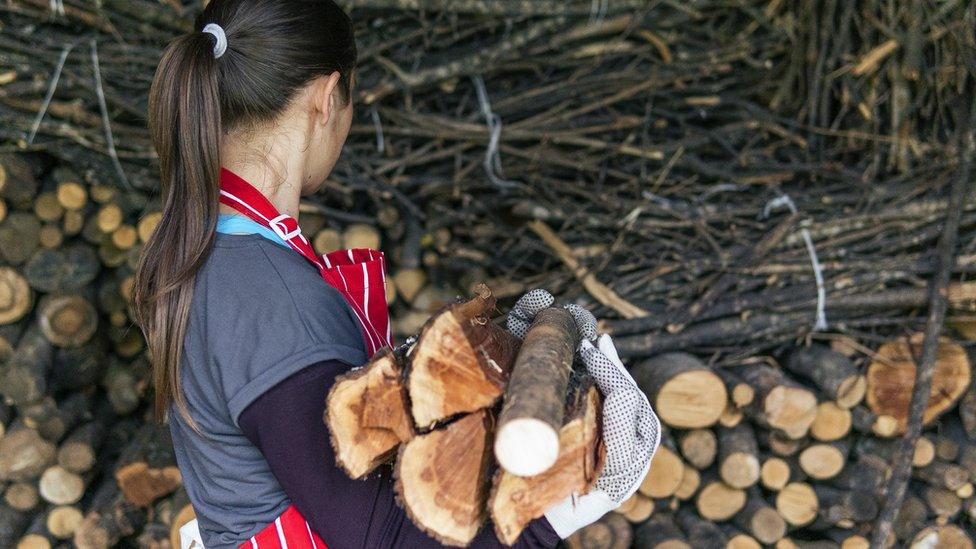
[394,409,493,546]
[866,333,971,434]
[632,353,727,429]
[490,383,604,545]
[407,285,520,428]
[326,348,414,479]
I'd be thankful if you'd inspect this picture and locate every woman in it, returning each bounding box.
[131,1,660,548]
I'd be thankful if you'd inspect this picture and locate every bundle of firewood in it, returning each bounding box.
[326,284,605,546]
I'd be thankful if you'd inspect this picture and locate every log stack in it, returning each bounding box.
[327,285,605,546]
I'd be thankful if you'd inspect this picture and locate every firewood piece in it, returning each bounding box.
[718,422,760,488]
[73,477,147,549]
[695,478,746,521]
[495,307,577,476]
[37,294,98,348]
[490,382,603,545]
[113,423,181,507]
[714,367,754,408]
[922,485,962,519]
[915,459,969,491]
[810,402,851,441]
[732,363,818,439]
[760,457,791,491]
[621,494,654,523]
[814,484,879,527]
[798,441,849,480]
[825,454,886,495]
[849,405,898,437]
[723,528,762,549]
[631,352,727,428]
[0,155,39,208]
[734,487,787,544]
[673,464,700,500]
[102,357,149,415]
[786,345,866,408]
[0,267,32,324]
[394,409,492,546]
[31,392,91,442]
[39,466,85,505]
[675,506,727,547]
[407,284,519,428]
[18,507,57,549]
[45,505,82,540]
[0,421,56,481]
[0,504,31,549]
[49,337,110,393]
[909,524,973,548]
[633,512,691,549]
[4,483,39,512]
[866,333,971,434]
[680,428,717,469]
[326,348,414,479]
[775,482,818,526]
[564,512,631,549]
[1,324,54,405]
[892,495,928,542]
[639,444,684,499]
[0,212,41,265]
[22,245,101,293]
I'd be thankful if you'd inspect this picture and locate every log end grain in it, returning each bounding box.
[394,410,492,546]
[866,333,971,434]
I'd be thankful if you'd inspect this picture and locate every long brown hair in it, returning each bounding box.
[132,0,357,429]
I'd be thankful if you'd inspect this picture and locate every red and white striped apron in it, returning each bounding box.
[216,166,392,548]
[217,166,392,357]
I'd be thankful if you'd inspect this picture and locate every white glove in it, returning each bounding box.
[506,290,662,538]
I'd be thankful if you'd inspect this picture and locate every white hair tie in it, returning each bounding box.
[202,23,227,59]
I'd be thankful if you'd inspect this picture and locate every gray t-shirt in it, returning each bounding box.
[168,231,368,549]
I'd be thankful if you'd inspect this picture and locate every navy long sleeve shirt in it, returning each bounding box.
[237,358,561,549]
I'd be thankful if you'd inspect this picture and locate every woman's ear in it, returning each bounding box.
[312,72,343,127]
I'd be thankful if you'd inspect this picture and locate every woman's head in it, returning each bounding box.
[133,0,357,429]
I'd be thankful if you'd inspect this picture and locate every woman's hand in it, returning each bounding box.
[506,289,662,538]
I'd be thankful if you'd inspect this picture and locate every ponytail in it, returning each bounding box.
[133,30,222,431]
[132,0,357,430]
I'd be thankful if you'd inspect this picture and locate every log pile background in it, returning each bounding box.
[0,0,974,547]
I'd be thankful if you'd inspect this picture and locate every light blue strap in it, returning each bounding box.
[216,214,290,250]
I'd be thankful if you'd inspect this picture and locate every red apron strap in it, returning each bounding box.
[239,504,327,549]
[217,167,392,356]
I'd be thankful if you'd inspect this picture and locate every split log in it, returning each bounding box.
[564,512,630,549]
[865,333,971,434]
[718,422,760,489]
[394,409,492,546]
[679,428,717,469]
[113,423,181,507]
[695,477,746,521]
[407,284,520,428]
[494,307,577,476]
[731,363,818,440]
[775,482,818,527]
[631,352,727,428]
[638,442,684,499]
[0,421,56,482]
[809,402,852,442]
[326,348,414,479]
[785,345,866,409]
[733,487,786,544]
[489,381,603,544]
[632,512,691,548]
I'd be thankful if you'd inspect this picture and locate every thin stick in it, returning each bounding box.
[870,98,974,547]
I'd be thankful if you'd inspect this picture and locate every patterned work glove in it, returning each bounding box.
[506,289,662,538]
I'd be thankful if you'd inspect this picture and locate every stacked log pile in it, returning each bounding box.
[0,0,973,547]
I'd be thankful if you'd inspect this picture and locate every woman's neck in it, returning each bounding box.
[218,133,308,220]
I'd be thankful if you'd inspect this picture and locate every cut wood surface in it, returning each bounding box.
[407,284,520,428]
[494,307,577,477]
[490,382,603,544]
[866,333,971,434]
[394,410,492,547]
[631,352,727,428]
[326,348,414,479]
